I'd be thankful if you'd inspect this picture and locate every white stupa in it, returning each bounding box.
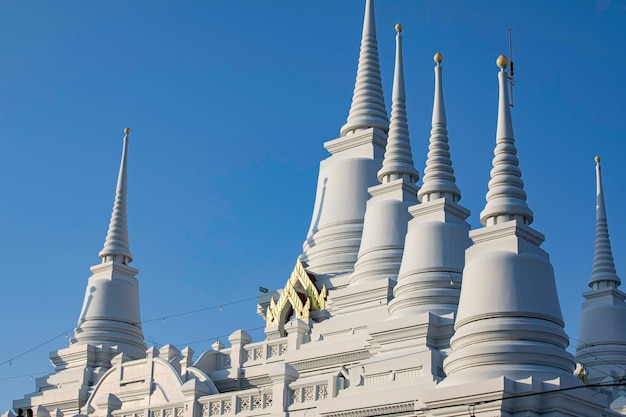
[388,52,471,320]
[367,52,472,366]
[71,127,146,359]
[442,55,576,384]
[10,3,626,417]
[578,156,626,413]
[300,0,389,291]
[333,23,419,314]
[14,128,146,414]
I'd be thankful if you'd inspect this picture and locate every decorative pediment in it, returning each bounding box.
[266,259,327,328]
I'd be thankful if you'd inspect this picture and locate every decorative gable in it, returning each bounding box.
[266,259,327,330]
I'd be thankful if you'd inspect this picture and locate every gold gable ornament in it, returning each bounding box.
[266,259,327,331]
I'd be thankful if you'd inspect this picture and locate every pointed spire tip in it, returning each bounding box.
[497,55,509,69]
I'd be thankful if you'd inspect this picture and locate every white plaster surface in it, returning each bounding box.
[11,2,626,417]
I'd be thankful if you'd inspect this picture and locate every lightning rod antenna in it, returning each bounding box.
[508,27,515,107]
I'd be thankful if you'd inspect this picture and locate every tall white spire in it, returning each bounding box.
[99,127,132,264]
[300,0,388,288]
[71,127,146,359]
[418,53,461,203]
[376,24,418,184]
[388,53,470,320]
[335,23,418,311]
[578,157,626,405]
[479,56,533,227]
[441,57,575,385]
[589,156,620,288]
[340,0,389,137]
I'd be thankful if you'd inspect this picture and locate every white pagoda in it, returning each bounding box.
[9,1,626,416]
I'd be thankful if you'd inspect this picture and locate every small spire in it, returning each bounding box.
[479,56,533,226]
[340,0,389,137]
[377,23,418,184]
[589,156,620,288]
[595,156,607,221]
[418,52,462,203]
[98,127,133,263]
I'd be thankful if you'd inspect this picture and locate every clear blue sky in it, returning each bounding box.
[0,0,625,409]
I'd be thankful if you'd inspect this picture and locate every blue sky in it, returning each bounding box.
[1,0,625,409]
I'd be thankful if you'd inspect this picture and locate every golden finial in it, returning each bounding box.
[496,55,509,69]
[595,155,601,163]
[395,23,403,33]
[124,127,131,135]
[434,52,444,64]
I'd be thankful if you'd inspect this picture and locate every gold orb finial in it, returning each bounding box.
[496,55,509,68]
[395,23,402,33]
[595,155,601,163]
[434,52,444,64]
[124,127,131,135]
